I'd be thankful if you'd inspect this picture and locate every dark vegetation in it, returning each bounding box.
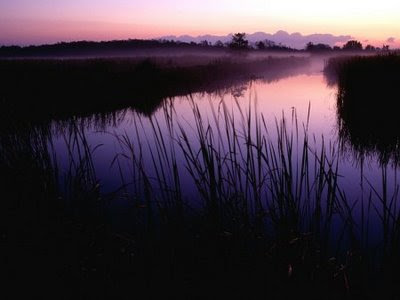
[0,39,228,57]
[3,102,400,299]
[306,39,391,53]
[1,35,390,59]
[0,56,310,123]
[228,32,249,50]
[0,36,300,58]
[2,40,400,298]
[324,54,400,163]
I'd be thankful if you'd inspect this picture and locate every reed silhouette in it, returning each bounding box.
[2,100,400,299]
[324,54,400,164]
[4,48,400,299]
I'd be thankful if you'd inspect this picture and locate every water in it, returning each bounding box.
[37,65,398,251]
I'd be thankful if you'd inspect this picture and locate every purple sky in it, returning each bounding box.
[0,0,398,46]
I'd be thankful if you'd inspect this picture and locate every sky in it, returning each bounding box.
[0,0,399,47]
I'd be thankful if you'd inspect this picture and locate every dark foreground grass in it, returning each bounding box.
[0,56,309,122]
[324,54,400,164]
[2,101,400,299]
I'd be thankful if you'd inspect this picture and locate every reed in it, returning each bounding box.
[324,54,400,164]
[3,97,400,297]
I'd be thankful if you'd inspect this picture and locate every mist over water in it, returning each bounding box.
[34,55,395,249]
[3,50,400,299]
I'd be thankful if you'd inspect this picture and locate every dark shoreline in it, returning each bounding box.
[324,54,400,163]
[0,56,310,122]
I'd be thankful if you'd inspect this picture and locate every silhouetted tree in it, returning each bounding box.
[200,40,210,47]
[256,41,266,50]
[343,40,363,51]
[265,40,276,48]
[256,39,293,51]
[365,44,376,51]
[333,46,341,51]
[306,42,332,52]
[214,40,224,48]
[305,42,314,51]
[229,33,249,50]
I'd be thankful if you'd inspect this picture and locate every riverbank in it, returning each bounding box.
[0,55,310,122]
[324,54,400,163]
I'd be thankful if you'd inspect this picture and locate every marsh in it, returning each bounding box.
[2,52,400,298]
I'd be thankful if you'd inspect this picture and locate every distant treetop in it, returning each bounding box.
[229,33,249,50]
[343,40,363,51]
[305,42,332,52]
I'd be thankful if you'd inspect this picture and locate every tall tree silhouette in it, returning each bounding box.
[342,40,363,51]
[229,33,249,50]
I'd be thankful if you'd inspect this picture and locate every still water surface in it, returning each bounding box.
[50,66,398,246]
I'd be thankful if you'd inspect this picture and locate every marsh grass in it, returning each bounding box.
[104,98,400,297]
[324,54,400,164]
[3,97,400,298]
[106,101,360,293]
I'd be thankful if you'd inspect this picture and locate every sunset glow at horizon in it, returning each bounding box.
[1,0,399,47]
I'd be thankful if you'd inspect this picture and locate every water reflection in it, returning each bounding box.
[337,94,400,165]
[0,56,314,124]
[2,66,400,257]
[329,62,400,165]
[5,56,400,296]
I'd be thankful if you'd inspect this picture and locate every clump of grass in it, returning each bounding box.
[324,54,400,89]
[324,54,400,164]
[114,102,347,256]
[108,98,400,297]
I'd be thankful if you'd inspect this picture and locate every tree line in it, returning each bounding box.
[0,33,392,57]
[229,33,391,52]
